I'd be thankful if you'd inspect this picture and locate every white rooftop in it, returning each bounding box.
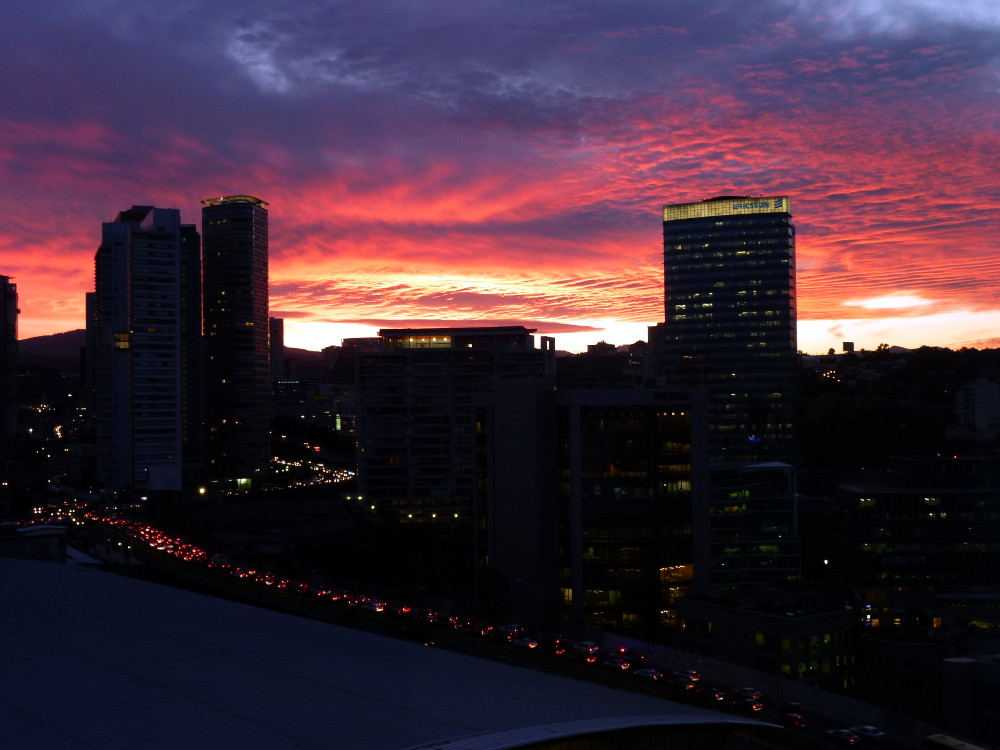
[1,558,734,749]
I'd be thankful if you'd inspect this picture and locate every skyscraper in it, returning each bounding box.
[90,206,200,491]
[0,275,17,466]
[201,195,270,483]
[661,196,801,592]
[661,195,797,465]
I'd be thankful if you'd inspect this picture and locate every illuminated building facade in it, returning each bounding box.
[677,591,857,691]
[201,195,270,484]
[709,462,801,587]
[661,196,797,465]
[356,327,555,526]
[91,206,201,491]
[553,389,709,635]
[837,455,1000,626]
[661,196,801,592]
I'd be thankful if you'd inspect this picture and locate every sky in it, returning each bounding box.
[1,0,998,354]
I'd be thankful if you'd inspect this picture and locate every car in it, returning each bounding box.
[419,609,441,623]
[731,687,763,701]
[632,668,663,682]
[321,589,352,603]
[732,698,764,713]
[672,668,700,682]
[572,641,601,663]
[694,686,726,704]
[666,676,697,692]
[776,701,808,716]
[498,623,525,641]
[773,713,807,729]
[849,725,885,742]
[600,656,631,670]
[826,729,861,745]
[609,646,647,665]
[513,636,539,649]
[539,635,569,655]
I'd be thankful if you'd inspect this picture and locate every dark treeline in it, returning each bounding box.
[798,346,1000,477]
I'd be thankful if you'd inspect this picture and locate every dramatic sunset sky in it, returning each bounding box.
[2,1,998,353]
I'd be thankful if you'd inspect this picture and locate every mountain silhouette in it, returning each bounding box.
[18,329,322,369]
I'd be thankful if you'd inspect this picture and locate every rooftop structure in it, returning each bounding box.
[1,557,774,749]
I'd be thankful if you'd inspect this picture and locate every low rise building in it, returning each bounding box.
[676,588,857,691]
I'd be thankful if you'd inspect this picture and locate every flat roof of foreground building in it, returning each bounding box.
[1,558,764,750]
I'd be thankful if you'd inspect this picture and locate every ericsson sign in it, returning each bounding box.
[731,198,784,210]
[663,196,791,222]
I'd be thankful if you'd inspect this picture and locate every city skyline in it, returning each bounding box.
[2,1,998,354]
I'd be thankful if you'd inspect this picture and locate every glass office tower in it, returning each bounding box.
[662,196,797,465]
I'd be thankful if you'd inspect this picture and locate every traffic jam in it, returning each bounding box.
[82,512,887,747]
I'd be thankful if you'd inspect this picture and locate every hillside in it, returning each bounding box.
[18,329,85,368]
[18,329,322,369]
